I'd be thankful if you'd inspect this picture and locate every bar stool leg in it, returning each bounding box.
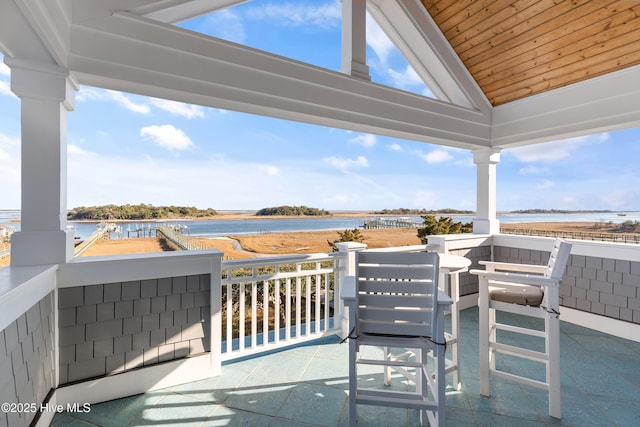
[449,271,461,390]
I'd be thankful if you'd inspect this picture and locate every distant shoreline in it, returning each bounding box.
[65,211,472,223]
[3,209,638,225]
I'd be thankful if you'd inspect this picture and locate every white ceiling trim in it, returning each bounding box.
[491,64,640,148]
[0,0,56,63]
[133,0,250,24]
[68,11,491,149]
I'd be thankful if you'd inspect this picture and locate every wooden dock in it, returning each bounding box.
[362,217,420,229]
[500,227,640,244]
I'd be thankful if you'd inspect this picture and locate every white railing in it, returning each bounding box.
[156,226,207,251]
[220,252,346,360]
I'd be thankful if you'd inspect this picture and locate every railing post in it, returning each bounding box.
[335,242,367,339]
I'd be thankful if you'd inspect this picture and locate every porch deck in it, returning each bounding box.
[51,307,640,426]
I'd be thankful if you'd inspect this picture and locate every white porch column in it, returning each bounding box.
[335,241,367,338]
[473,148,501,234]
[340,0,370,80]
[7,58,76,266]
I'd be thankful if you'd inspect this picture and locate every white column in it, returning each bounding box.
[7,58,76,266]
[335,241,367,338]
[340,0,370,80]
[473,148,501,234]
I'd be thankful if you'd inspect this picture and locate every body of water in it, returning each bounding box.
[1,210,639,241]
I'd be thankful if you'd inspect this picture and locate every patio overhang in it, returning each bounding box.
[3,0,640,152]
[2,0,639,253]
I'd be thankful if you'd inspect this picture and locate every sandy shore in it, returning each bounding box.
[0,220,629,266]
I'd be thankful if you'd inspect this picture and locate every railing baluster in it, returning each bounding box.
[295,275,301,338]
[274,278,280,344]
[263,279,269,345]
[314,272,320,333]
[304,276,313,335]
[286,277,292,341]
[251,280,257,348]
[226,281,232,352]
[219,253,345,360]
[239,282,245,351]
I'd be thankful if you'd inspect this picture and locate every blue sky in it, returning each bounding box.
[1,0,639,212]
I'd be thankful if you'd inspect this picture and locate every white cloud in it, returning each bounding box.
[61,136,485,211]
[77,88,212,118]
[0,80,11,96]
[366,13,394,66]
[247,2,341,29]
[323,155,368,170]
[0,145,8,161]
[140,125,194,153]
[519,165,547,175]
[388,143,403,152]
[64,148,370,210]
[387,65,423,90]
[507,133,609,163]
[67,144,94,156]
[536,180,555,189]
[413,190,437,207]
[202,9,247,44]
[421,149,453,164]
[421,86,436,98]
[75,87,103,102]
[109,91,151,114]
[602,190,629,207]
[0,61,10,96]
[0,133,20,206]
[559,195,578,207]
[0,132,18,150]
[150,98,205,119]
[77,87,151,114]
[259,165,280,176]
[348,133,376,147]
[454,155,475,168]
[324,194,351,205]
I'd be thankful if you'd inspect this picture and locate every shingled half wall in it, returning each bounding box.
[493,245,640,325]
[0,292,55,427]
[58,274,210,384]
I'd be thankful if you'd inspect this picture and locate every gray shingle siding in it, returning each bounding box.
[493,245,640,325]
[0,293,55,427]
[448,244,491,298]
[58,274,211,385]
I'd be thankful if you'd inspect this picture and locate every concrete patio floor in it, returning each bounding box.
[51,307,640,426]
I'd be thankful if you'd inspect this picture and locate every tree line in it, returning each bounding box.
[371,208,475,215]
[67,204,218,220]
[255,206,331,216]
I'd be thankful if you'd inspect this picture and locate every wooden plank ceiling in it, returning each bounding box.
[420,0,640,106]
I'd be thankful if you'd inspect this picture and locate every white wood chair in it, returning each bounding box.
[342,251,451,426]
[470,238,572,419]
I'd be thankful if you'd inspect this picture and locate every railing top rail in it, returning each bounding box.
[365,244,437,253]
[222,252,344,268]
[221,268,336,284]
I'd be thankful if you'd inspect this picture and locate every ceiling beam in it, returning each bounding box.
[491,64,640,148]
[69,11,491,149]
